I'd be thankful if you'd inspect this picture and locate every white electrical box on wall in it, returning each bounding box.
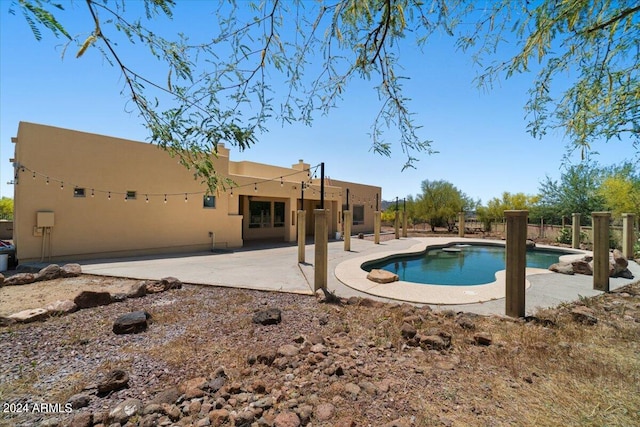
[37,211,55,228]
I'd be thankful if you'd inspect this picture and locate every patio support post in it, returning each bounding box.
[394,197,400,239]
[314,209,328,291]
[374,211,381,244]
[505,210,528,318]
[458,212,465,238]
[622,213,636,260]
[402,198,408,238]
[297,210,306,263]
[572,213,581,249]
[344,210,352,251]
[592,212,611,292]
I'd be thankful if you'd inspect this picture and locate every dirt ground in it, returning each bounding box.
[0,275,139,317]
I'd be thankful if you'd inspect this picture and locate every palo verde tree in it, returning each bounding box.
[11,0,640,190]
[415,180,473,232]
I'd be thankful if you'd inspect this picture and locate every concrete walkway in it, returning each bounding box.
[78,237,640,316]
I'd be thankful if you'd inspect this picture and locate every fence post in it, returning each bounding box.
[592,212,610,292]
[505,210,528,318]
[622,213,636,260]
[572,213,581,249]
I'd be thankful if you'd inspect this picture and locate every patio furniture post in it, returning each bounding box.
[505,210,528,318]
[592,212,611,292]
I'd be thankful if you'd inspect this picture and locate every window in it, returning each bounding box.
[203,195,216,208]
[126,191,137,200]
[249,201,271,228]
[353,205,365,225]
[73,188,86,198]
[274,202,285,227]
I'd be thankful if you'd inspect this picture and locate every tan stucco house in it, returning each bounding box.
[10,122,381,262]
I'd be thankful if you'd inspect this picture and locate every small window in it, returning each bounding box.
[73,188,86,198]
[126,191,137,200]
[203,195,216,208]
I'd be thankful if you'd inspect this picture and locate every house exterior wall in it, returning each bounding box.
[11,122,381,262]
[331,179,381,235]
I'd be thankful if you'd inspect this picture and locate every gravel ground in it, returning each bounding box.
[1,276,639,427]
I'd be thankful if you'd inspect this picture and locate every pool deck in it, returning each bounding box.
[74,236,640,316]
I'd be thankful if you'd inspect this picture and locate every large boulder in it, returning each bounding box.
[4,272,37,286]
[549,262,574,275]
[44,300,77,315]
[367,269,399,284]
[74,291,112,309]
[8,308,49,323]
[572,259,593,275]
[113,310,151,334]
[37,264,62,281]
[60,263,82,277]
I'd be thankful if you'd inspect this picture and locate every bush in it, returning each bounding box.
[556,227,588,245]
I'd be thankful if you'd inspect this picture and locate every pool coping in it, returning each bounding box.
[334,237,589,305]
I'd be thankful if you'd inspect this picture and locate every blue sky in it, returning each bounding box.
[0,1,634,204]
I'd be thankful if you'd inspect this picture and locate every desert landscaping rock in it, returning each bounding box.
[74,290,113,309]
[108,398,143,424]
[127,281,148,298]
[8,307,49,323]
[253,307,282,325]
[4,272,36,286]
[571,306,598,325]
[97,369,130,395]
[366,268,399,283]
[43,299,77,315]
[60,263,82,277]
[473,332,493,346]
[145,276,183,293]
[113,310,151,334]
[67,393,91,409]
[37,264,62,281]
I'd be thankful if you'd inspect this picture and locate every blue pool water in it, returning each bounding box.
[362,244,572,286]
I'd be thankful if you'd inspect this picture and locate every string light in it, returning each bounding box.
[19,163,326,204]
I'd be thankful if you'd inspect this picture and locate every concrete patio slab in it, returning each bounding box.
[72,236,639,317]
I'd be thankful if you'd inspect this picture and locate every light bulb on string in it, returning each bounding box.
[145,194,149,203]
[164,194,167,204]
[60,182,64,190]
[124,193,127,202]
[230,189,234,197]
[91,189,95,197]
[280,177,283,187]
[254,183,257,193]
[46,177,49,185]
[184,193,188,203]
[32,172,36,179]
[108,192,111,200]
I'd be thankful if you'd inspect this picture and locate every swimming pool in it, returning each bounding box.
[362,244,573,286]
